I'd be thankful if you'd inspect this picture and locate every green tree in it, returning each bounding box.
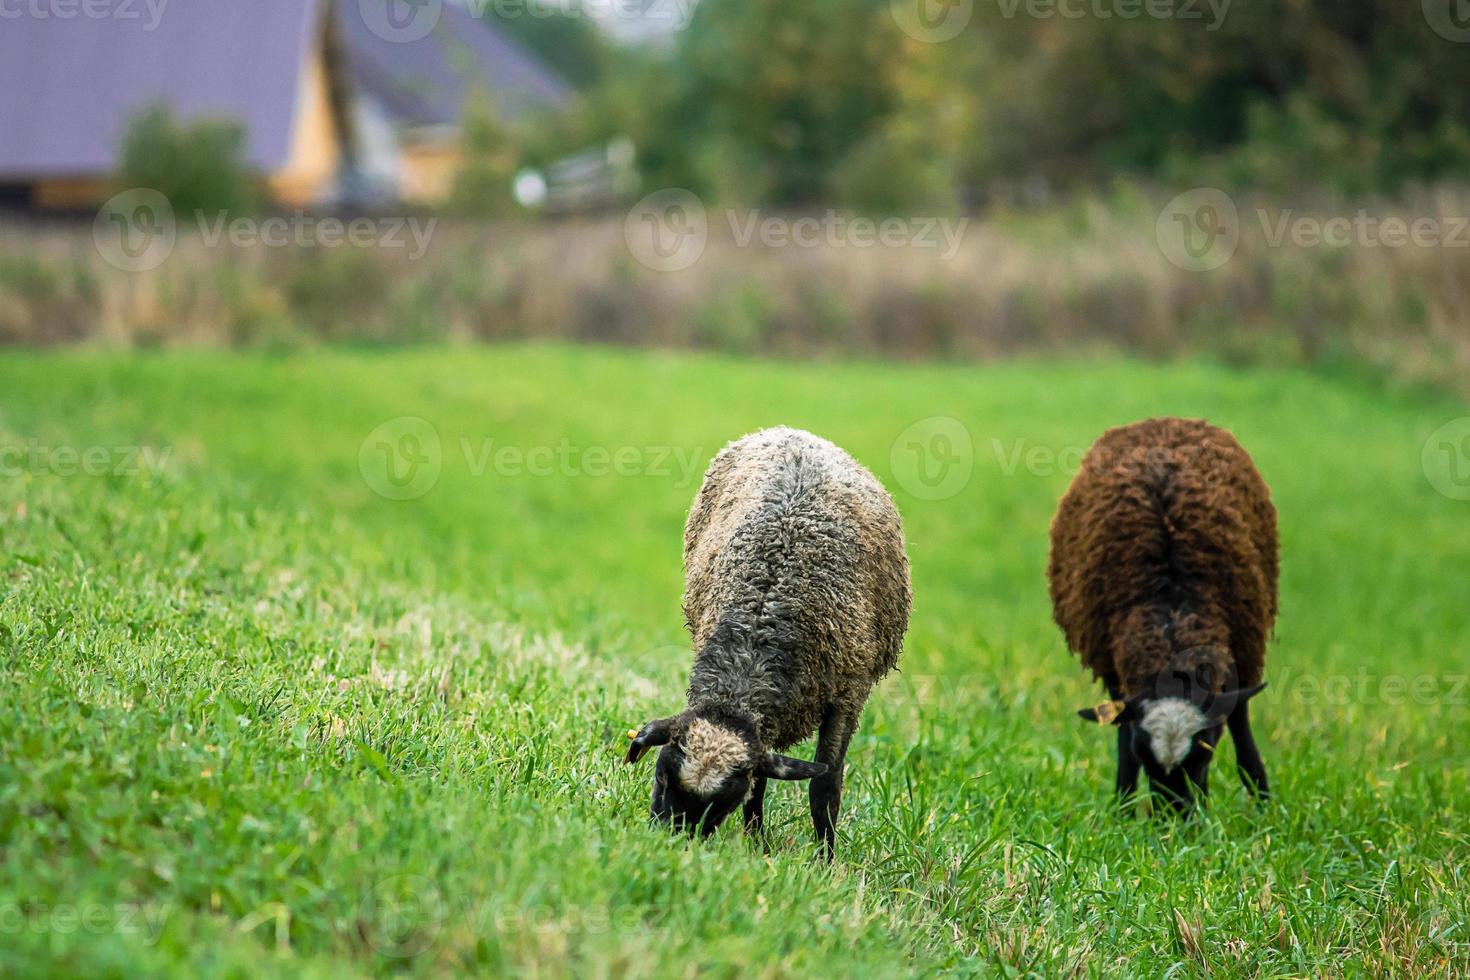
[448,91,523,216]
[117,104,259,214]
[541,0,1470,208]
[483,1,607,89]
[664,0,896,205]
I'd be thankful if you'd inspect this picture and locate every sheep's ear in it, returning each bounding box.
[625,717,675,764]
[1203,682,1267,727]
[759,754,828,781]
[1077,698,1141,726]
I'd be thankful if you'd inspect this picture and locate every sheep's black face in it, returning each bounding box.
[650,744,752,837]
[626,712,757,837]
[1130,714,1224,814]
[1077,683,1266,815]
[626,711,827,838]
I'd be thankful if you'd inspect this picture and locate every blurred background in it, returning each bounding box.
[2,0,1469,393]
[3,6,1470,974]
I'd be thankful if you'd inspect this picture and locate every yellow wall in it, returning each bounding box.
[32,177,112,210]
[398,142,462,204]
[267,43,343,207]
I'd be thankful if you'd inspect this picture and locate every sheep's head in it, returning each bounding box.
[625,710,826,837]
[1078,682,1266,812]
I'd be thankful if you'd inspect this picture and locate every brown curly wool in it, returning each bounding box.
[682,427,912,751]
[1048,417,1278,700]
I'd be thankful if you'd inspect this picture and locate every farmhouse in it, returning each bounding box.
[0,0,571,210]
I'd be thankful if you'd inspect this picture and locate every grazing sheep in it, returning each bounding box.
[626,427,911,858]
[1048,417,1276,812]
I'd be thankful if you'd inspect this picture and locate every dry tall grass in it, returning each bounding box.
[3,188,1467,395]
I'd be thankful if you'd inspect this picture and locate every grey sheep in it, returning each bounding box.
[626,427,911,858]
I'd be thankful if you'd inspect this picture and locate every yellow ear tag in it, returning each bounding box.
[1094,700,1125,725]
[626,729,639,741]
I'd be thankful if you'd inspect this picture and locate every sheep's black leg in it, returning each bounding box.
[810,708,855,862]
[1228,700,1270,800]
[1116,723,1140,807]
[743,775,768,838]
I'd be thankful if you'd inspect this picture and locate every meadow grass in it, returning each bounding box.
[0,344,1466,977]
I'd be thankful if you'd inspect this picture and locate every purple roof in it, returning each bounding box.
[337,1,572,129]
[0,0,322,178]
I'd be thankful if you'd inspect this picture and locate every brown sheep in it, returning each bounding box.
[626,427,911,858]
[1048,417,1277,812]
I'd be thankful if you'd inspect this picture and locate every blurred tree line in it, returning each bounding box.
[484,3,608,89]
[114,1,1470,216]
[525,0,1470,209]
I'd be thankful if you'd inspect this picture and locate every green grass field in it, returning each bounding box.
[1,345,1467,977]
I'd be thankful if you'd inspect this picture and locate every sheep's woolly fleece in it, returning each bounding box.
[681,426,911,752]
[678,718,750,795]
[1047,416,1278,700]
